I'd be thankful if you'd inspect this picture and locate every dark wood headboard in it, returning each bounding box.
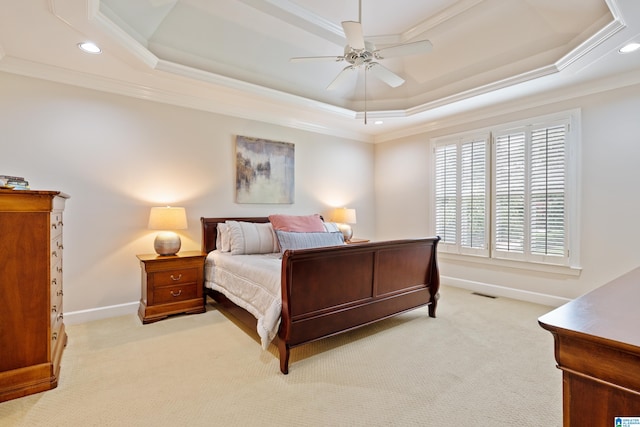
[200,217,270,253]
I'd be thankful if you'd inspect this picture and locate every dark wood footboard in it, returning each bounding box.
[201,217,440,374]
[278,238,439,373]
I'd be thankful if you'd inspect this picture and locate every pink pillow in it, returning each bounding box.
[269,214,325,232]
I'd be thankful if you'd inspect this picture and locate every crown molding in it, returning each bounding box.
[238,0,345,47]
[401,0,484,42]
[556,15,626,71]
[374,68,640,143]
[0,55,372,142]
[155,59,356,119]
[6,0,634,146]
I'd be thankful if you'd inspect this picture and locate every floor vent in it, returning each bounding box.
[471,292,497,299]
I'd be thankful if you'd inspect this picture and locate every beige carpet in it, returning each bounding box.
[0,286,562,426]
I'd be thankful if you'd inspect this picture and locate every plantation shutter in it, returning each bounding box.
[494,132,526,254]
[435,137,488,255]
[493,122,568,263]
[435,144,457,244]
[433,112,574,268]
[460,140,486,250]
[530,124,566,257]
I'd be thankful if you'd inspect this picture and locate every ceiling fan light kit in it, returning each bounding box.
[290,1,432,124]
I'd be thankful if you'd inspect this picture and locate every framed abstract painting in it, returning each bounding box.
[235,135,295,204]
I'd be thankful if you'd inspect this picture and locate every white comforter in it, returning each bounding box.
[204,251,282,349]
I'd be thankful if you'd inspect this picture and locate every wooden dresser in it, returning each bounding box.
[538,267,640,425]
[0,190,69,402]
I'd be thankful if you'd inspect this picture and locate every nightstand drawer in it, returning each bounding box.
[152,268,198,287]
[154,282,198,304]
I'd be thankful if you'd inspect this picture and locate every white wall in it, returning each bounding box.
[0,72,375,322]
[375,82,640,305]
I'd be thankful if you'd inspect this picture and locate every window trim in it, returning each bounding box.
[430,109,582,273]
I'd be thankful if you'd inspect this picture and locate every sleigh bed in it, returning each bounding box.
[201,216,440,374]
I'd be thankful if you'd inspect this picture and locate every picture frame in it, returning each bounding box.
[235,135,295,204]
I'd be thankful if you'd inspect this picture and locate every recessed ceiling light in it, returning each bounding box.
[619,42,640,54]
[374,120,384,125]
[78,42,102,54]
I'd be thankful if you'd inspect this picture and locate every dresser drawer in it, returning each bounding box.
[50,212,63,238]
[153,282,198,304]
[51,236,63,255]
[152,268,199,287]
[51,237,63,263]
[51,309,64,331]
[51,259,62,286]
[51,291,63,327]
[51,320,63,347]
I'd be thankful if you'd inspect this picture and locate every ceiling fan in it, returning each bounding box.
[290,0,433,123]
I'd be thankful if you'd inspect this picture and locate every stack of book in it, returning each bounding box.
[0,175,30,190]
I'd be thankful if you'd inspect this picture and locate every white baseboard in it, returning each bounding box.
[65,302,139,325]
[442,276,571,308]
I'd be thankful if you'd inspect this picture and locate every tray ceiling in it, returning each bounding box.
[0,0,639,140]
[99,0,613,111]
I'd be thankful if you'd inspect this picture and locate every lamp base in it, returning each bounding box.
[336,223,353,243]
[154,231,181,256]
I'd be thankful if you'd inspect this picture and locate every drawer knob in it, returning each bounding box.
[52,305,57,313]
[170,274,183,281]
[52,332,58,341]
[52,278,57,286]
[57,290,63,296]
[170,290,182,297]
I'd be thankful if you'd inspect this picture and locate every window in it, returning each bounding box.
[435,134,489,257]
[433,111,580,268]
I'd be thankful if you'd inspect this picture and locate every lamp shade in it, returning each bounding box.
[148,207,187,256]
[148,207,188,230]
[331,208,357,224]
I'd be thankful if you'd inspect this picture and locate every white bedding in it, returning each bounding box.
[205,250,282,349]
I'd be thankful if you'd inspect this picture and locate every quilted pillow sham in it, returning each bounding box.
[226,221,280,255]
[275,230,345,254]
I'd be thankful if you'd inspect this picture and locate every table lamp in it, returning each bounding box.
[331,208,356,242]
[148,206,188,256]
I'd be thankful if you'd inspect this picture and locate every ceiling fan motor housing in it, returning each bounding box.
[344,43,374,66]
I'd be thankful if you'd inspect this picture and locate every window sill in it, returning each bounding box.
[439,252,582,277]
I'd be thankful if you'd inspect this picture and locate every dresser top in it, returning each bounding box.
[0,190,68,197]
[0,190,69,211]
[539,266,640,351]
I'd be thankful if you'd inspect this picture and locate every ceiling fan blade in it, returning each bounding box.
[326,66,357,90]
[342,21,365,50]
[375,40,433,59]
[367,62,405,88]
[290,56,344,63]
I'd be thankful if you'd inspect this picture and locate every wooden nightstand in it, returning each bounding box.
[137,250,206,324]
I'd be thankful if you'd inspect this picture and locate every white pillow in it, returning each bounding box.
[217,223,231,252]
[226,221,279,255]
[275,230,345,254]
